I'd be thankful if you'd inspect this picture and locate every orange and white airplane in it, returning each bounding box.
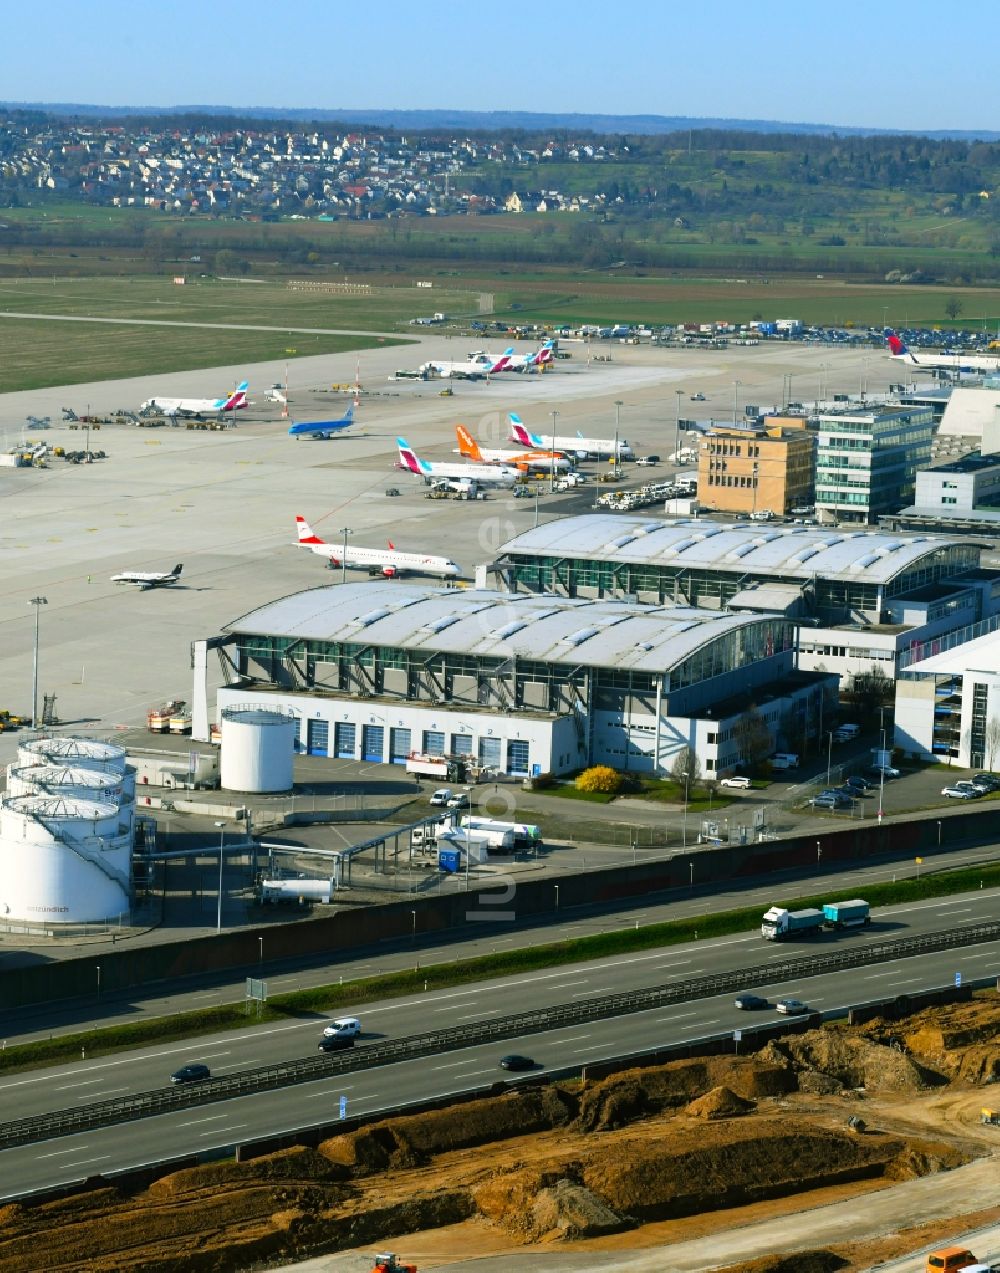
[455,424,573,474]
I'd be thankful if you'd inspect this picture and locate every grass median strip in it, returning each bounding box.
[2,860,997,1076]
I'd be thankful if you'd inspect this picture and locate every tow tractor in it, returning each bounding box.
[371,1256,417,1273]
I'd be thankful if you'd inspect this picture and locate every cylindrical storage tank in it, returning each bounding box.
[220,706,296,793]
[0,796,131,923]
[19,737,127,776]
[6,764,127,803]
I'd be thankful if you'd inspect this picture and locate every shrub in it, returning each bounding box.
[575,765,623,795]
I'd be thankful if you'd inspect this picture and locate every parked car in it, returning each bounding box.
[970,773,1000,791]
[720,776,752,789]
[690,392,706,401]
[318,1034,355,1053]
[323,1016,362,1038]
[734,993,769,1010]
[775,998,809,1015]
[809,793,851,809]
[868,764,901,779]
[171,1063,211,1085]
[844,775,875,791]
[942,785,981,800]
[429,788,452,806]
[446,791,470,809]
[635,456,659,467]
[499,1053,535,1071]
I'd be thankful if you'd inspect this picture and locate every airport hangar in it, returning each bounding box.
[190,584,834,779]
[475,515,999,688]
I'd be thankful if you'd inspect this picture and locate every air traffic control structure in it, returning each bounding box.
[0,738,136,926]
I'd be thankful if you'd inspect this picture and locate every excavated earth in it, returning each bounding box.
[0,997,996,1271]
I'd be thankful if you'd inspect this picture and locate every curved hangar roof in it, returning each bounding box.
[497,515,966,585]
[225,585,789,674]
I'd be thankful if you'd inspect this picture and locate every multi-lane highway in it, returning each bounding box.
[0,889,996,1196]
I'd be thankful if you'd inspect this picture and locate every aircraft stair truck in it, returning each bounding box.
[371,1256,416,1273]
[761,906,825,940]
[822,899,871,929]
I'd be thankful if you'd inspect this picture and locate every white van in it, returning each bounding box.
[834,723,861,741]
[771,753,800,771]
[323,1016,361,1038]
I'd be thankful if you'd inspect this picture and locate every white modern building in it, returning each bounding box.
[483,514,995,687]
[895,624,1000,767]
[192,583,836,778]
[814,405,934,524]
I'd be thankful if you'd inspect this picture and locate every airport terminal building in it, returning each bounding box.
[192,584,834,778]
[479,515,996,686]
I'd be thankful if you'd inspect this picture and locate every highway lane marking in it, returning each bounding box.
[56,1156,109,1169]
[883,977,924,986]
[214,1060,262,1071]
[552,980,588,989]
[175,1114,231,1128]
[549,1034,591,1044]
[86,1087,129,1098]
[305,1086,355,1099]
[432,1058,480,1069]
[200,1125,247,1137]
[54,1078,104,1090]
[37,1146,87,1158]
[573,1044,615,1053]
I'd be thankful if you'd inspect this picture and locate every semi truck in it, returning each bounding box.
[458,816,542,850]
[762,898,870,940]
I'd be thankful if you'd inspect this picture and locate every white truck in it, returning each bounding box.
[459,816,541,850]
[443,825,516,854]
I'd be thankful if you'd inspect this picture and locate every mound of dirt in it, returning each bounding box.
[773,1029,944,1093]
[900,1001,1000,1084]
[528,1178,628,1242]
[686,1085,756,1119]
[322,1086,575,1172]
[149,1145,348,1195]
[718,1251,848,1273]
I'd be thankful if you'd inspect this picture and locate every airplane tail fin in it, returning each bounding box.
[296,515,325,546]
[886,332,907,356]
[343,405,354,422]
[397,437,422,474]
[528,428,545,447]
[227,380,249,410]
[172,564,183,578]
[508,413,533,446]
[455,424,481,460]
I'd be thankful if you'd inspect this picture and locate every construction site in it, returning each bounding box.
[0,994,996,1272]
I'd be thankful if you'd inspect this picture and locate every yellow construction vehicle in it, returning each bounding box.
[981,1107,999,1126]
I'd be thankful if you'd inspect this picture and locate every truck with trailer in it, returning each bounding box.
[458,816,542,851]
[762,898,870,939]
[439,826,514,855]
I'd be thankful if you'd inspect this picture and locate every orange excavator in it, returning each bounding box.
[371,1257,417,1273]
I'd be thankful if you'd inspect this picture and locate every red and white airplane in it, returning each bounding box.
[419,349,513,380]
[469,339,555,373]
[140,380,249,417]
[295,517,460,579]
[454,424,572,474]
[886,332,1000,375]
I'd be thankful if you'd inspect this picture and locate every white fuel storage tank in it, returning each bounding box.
[6,764,127,804]
[220,706,296,793]
[0,796,131,923]
[16,738,135,799]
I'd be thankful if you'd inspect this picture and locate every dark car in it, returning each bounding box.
[844,775,875,791]
[734,993,769,1010]
[971,773,1000,792]
[318,1034,355,1053]
[171,1063,211,1085]
[499,1053,535,1071]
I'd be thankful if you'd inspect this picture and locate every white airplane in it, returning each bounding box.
[454,424,572,474]
[471,339,555,373]
[111,563,183,589]
[396,437,519,487]
[140,381,248,418]
[295,517,460,579]
[508,413,633,460]
[420,349,513,380]
[886,332,1000,375]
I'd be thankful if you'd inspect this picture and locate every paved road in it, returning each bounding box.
[0,938,996,1198]
[0,311,408,338]
[5,842,998,1045]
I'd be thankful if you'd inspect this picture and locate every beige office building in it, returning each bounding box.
[698,420,814,516]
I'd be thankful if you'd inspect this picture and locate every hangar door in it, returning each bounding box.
[362,724,385,763]
[306,719,329,757]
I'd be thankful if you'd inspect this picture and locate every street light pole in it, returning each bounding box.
[337,527,353,585]
[732,380,742,425]
[215,821,225,931]
[549,409,558,494]
[826,730,833,789]
[28,596,47,730]
[674,389,683,463]
[614,399,622,479]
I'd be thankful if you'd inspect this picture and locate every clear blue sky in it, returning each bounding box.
[4,0,996,133]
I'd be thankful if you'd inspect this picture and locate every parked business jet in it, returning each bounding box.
[508,412,633,460]
[396,437,519,487]
[886,331,1000,375]
[140,382,248,418]
[288,405,357,440]
[111,563,183,589]
[295,517,460,579]
[454,424,571,473]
